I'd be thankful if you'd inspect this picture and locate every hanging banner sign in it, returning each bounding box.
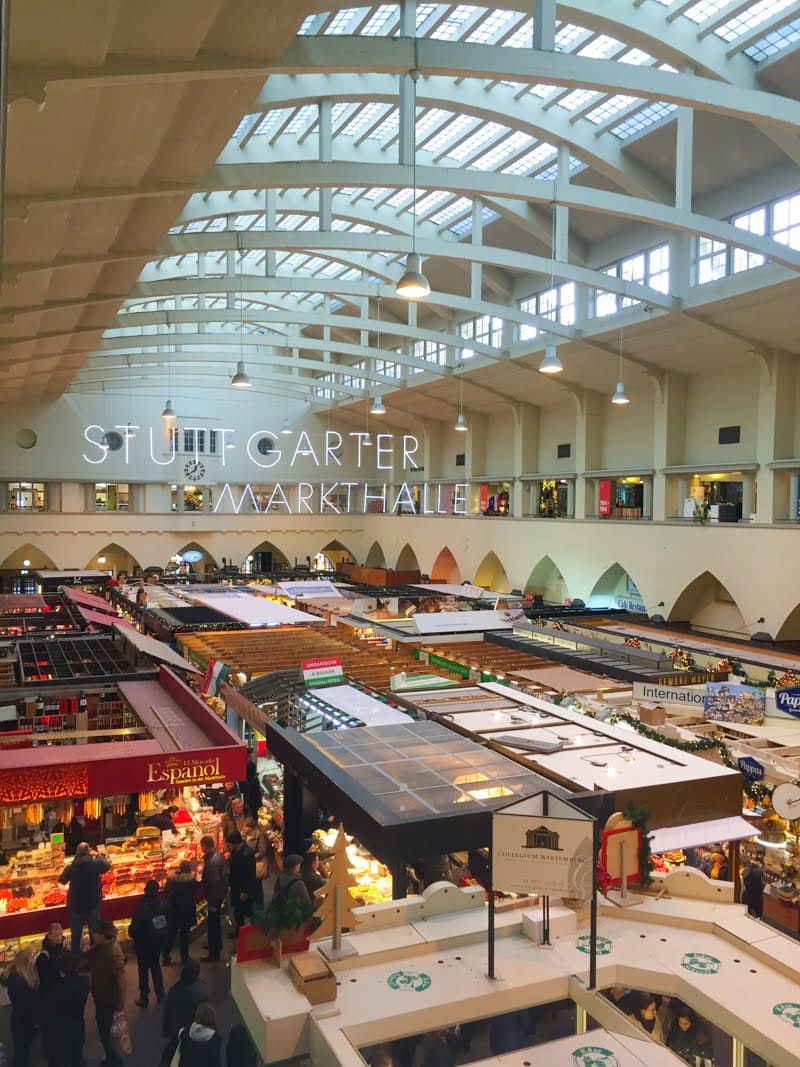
[492,792,595,899]
[302,656,344,688]
[704,682,766,725]
[598,479,612,516]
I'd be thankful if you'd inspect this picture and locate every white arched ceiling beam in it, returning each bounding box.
[250,73,670,203]
[272,38,800,133]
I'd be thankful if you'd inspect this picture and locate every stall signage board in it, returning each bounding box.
[302,656,344,688]
[492,792,594,899]
[390,673,457,692]
[632,682,707,707]
[705,682,766,724]
[598,479,612,516]
[775,685,800,718]
[738,756,765,781]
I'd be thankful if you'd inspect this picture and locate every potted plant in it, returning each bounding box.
[693,499,711,525]
[248,892,316,957]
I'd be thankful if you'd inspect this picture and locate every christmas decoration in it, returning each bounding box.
[624,637,641,649]
[777,672,800,690]
[310,824,361,951]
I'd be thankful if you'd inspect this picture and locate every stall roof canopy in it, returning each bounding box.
[649,816,757,854]
[113,623,201,673]
[79,607,137,633]
[63,588,117,615]
[0,595,46,612]
[187,591,325,628]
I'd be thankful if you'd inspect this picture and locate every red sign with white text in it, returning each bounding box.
[598,479,612,516]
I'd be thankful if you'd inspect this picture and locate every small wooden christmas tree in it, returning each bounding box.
[310,823,360,956]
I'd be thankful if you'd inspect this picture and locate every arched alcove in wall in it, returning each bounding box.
[775,604,800,643]
[396,543,421,574]
[524,556,567,605]
[84,543,143,578]
[473,551,510,593]
[318,540,355,570]
[365,541,386,568]
[175,542,217,575]
[0,544,57,570]
[246,540,290,574]
[431,547,461,584]
[588,563,644,611]
[668,571,748,637]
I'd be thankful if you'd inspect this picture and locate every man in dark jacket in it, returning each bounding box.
[58,842,111,952]
[199,836,228,963]
[36,922,67,990]
[87,920,126,1067]
[274,854,312,909]
[160,959,209,1065]
[40,950,91,1067]
[161,861,200,966]
[128,879,168,1006]
[227,830,257,934]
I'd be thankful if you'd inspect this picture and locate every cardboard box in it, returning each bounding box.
[288,950,337,1005]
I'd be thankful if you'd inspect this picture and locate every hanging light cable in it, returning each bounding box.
[611,327,630,405]
[371,288,387,414]
[231,235,251,388]
[161,310,176,420]
[396,62,430,300]
[539,206,563,375]
[454,359,467,431]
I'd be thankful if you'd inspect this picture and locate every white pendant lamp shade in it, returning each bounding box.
[231,361,251,388]
[396,252,430,299]
[611,380,630,405]
[539,344,563,375]
[454,411,468,432]
[279,418,292,435]
[363,432,373,447]
[161,399,176,420]
[370,395,386,415]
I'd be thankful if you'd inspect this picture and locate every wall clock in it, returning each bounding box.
[184,460,206,482]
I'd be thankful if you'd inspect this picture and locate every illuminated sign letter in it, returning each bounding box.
[436,485,448,514]
[422,483,436,515]
[392,483,415,514]
[266,483,292,513]
[403,434,421,471]
[246,431,281,469]
[340,483,358,512]
[453,483,468,515]
[218,428,235,465]
[349,432,371,467]
[291,431,319,467]
[213,484,260,515]
[319,483,341,514]
[83,425,109,465]
[149,426,177,466]
[114,424,138,464]
[296,482,314,514]
[376,434,393,470]
[363,484,387,513]
[325,430,343,467]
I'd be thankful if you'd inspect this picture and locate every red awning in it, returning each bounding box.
[80,607,137,632]
[0,594,46,612]
[64,587,117,614]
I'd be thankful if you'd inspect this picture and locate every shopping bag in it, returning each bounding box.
[111,1010,133,1056]
[168,1029,184,1067]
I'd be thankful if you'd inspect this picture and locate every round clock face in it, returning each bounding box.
[184,460,206,482]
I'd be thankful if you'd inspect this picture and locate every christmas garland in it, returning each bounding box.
[624,801,653,887]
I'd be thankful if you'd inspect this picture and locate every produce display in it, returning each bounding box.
[311,827,393,905]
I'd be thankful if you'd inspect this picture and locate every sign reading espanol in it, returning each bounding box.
[302,656,345,688]
[146,754,225,786]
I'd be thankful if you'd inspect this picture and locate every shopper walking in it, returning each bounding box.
[128,878,168,1006]
[87,919,126,1067]
[3,948,39,1067]
[743,853,766,919]
[242,816,268,908]
[173,1002,223,1067]
[161,959,209,1060]
[227,830,258,935]
[274,853,312,909]
[162,861,201,966]
[39,950,90,1067]
[58,841,111,951]
[199,836,228,963]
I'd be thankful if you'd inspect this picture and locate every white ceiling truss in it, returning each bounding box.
[2,0,800,416]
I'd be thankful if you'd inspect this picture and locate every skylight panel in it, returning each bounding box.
[368,110,400,141]
[414,189,452,214]
[681,0,731,24]
[233,214,259,230]
[184,221,207,233]
[585,94,639,125]
[386,188,416,209]
[304,257,334,274]
[554,23,589,51]
[501,141,556,175]
[505,19,533,47]
[422,113,478,153]
[446,121,507,161]
[277,214,304,230]
[449,216,473,236]
[416,107,451,139]
[299,216,320,231]
[578,34,622,58]
[715,0,796,41]
[362,4,399,35]
[430,196,472,225]
[610,101,677,140]
[340,269,362,281]
[746,16,800,59]
[619,48,654,65]
[340,103,390,137]
[325,8,364,35]
[431,5,479,40]
[230,114,256,142]
[319,260,346,277]
[527,83,558,100]
[250,109,290,138]
[361,186,391,201]
[537,156,585,181]
[298,14,320,34]
[285,105,317,135]
[472,130,532,170]
[466,9,516,43]
[555,88,601,112]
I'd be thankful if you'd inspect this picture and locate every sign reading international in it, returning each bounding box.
[632,682,707,708]
[492,792,595,899]
[302,656,345,688]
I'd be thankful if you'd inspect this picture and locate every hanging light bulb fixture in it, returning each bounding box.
[370,395,386,415]
[231,235,252,388]
[370,289,387,415]
[611,328,630,405]
[396,66,430,300]
[454,360,468,431]
[161,311,176,420]
[539,207,563,375]
[279,418,292,435]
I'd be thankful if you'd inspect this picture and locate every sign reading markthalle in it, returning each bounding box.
[302,656,345,688]
[492,792,595,899]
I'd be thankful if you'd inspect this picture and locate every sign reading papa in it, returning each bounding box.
[775,685,800,718]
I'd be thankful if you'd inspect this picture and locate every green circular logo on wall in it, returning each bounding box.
[571,1046,619,1066]
[387,970,432,992]
[680,952,721,975]
[576,935,613,955]
[773,1002,800,1027]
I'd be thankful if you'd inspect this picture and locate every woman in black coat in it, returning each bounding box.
[39,951,90,1067]
[162,861,200,966]
[175,1002,223,1067]
[5,948,40,1067]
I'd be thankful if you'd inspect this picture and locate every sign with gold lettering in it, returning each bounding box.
[145,755,225,787]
